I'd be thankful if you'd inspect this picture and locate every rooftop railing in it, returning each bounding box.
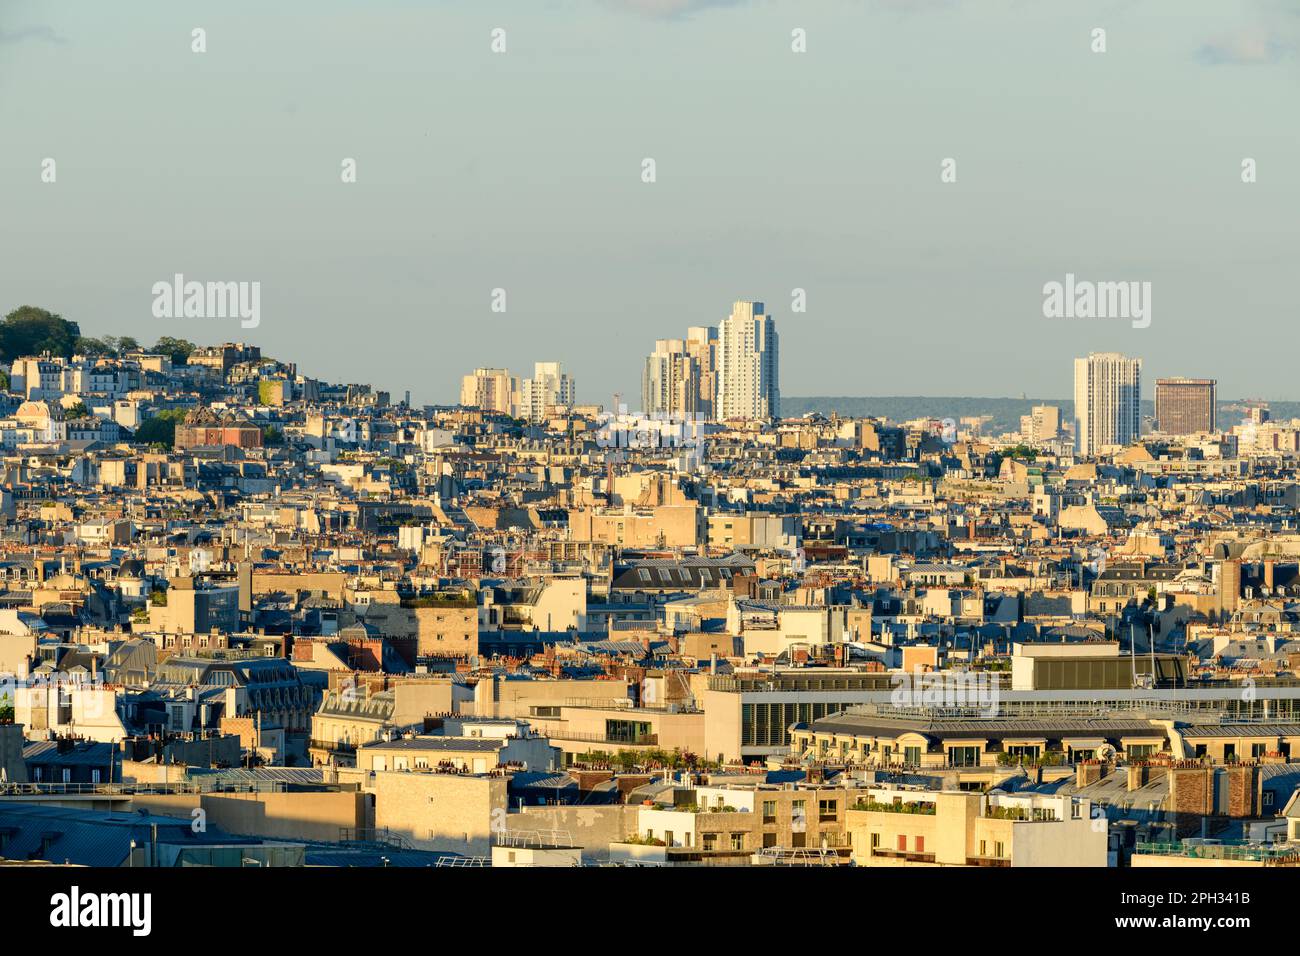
[1135,842,1300,864]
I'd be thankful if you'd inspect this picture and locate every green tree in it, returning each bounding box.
[64,401,89,420]
[75,336,115,356]
[1000,444,1038,462]
[0,306,81,361]
[153,336,196,364]
[133,408,188,447]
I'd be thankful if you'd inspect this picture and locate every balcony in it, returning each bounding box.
[850,800,937,816]
[871,848,936,864]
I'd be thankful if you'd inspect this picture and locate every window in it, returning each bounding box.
[762,832,776,848]
[897,835,907,851]
[762,800,777,824]
[702,833,717,851]
[948,745,980,767]
[915,836,924,853]
[729,833,744,851]
[979,839,987,856]
[870,833,880,849]
[994,841,1005,858]
[818,799,838,823]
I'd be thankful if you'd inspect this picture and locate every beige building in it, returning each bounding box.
[372,769,508,855]
[568,504,704,549]
[459,367,517,416]
[846,788,1106,867]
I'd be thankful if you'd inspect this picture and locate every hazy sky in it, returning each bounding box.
[2,0,1297,405]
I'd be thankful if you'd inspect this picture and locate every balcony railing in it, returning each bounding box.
[309,739,357,754]
[0,782,202,796]
[552,730,659,746]
[1135,842,1300,865]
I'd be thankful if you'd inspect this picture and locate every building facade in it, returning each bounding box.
[1073,352,1141,455]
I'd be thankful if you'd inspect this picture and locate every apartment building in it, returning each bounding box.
[1074,352,1141,455]
[846,788,1106,866]
[716,301,779,421]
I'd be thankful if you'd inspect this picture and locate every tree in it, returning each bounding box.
[64,401,89,420]
[263,426,284,446]
[0,306,81,362]
[1000,444,1038,462]
[75,336,115,357]
[133,408,188,448]
[153,336,196,365]
[76,334,142,358]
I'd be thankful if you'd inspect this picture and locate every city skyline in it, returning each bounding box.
[2,0,1296,404]
[6,0,1300,928]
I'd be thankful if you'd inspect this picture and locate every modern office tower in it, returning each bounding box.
[684,326,718,420]
[1073,352,1142,455]
[518,361,576,421]
[1020,404,1062,443]
[716,301,780,421]
[459,367,517,416]
[642,339,700,417]
[1155,378,1217,435]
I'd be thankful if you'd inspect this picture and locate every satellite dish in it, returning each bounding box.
[1096,744,1116,762]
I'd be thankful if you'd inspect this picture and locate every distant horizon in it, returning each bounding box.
[3,0,1295,405]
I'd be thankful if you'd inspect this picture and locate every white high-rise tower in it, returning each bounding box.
[1073,352,1142,455]
[716,301,779,421]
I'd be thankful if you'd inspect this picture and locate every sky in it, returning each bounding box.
[1,0,1297,406]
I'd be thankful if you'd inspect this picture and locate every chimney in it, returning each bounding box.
[1076,760,1102,788]
[1264,560,1275,592]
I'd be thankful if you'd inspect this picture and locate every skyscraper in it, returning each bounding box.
[518,362,576,422]
[1155,377,1216,435]
[716,301,779,421]
[642,339,700,417]
[1073,352,1141,455]
[459,367,517,416]
[684,326,718,421]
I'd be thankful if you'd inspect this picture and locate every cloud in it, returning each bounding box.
[1195,30,1295,65]
[1195,0,1300,65]
[0,25,67,45]
[601,0,750,19]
